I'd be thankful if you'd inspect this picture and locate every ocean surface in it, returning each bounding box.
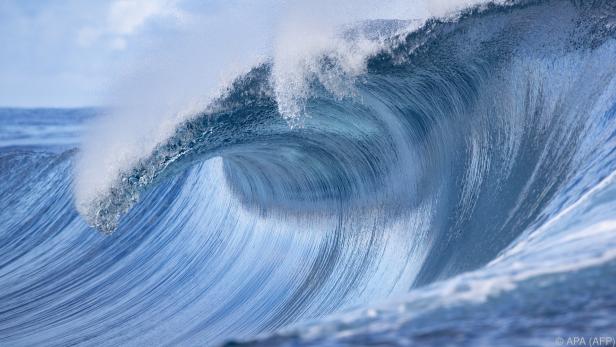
[1,1,616,346]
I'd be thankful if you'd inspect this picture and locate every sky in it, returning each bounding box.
[0,0,474,108]
[0,0,195,107]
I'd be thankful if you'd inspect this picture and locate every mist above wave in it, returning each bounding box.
[74,0,491,231]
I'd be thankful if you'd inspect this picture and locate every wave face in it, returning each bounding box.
[2,0,616,346]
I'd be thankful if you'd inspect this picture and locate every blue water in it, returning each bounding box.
[2,1,616,346]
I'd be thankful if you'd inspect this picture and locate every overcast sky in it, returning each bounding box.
[0,0,197,107]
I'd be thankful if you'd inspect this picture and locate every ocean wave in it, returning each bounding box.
[1,0,616,346]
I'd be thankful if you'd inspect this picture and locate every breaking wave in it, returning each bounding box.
[2,1,616,346]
